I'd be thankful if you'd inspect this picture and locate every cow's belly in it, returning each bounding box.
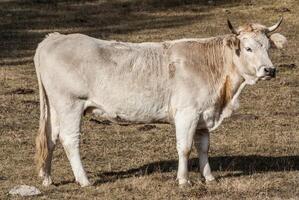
[86,91,171,123]
[91,107,169,123]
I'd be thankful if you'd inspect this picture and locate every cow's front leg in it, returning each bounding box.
[194,129,215,182]
[175,108,199,186]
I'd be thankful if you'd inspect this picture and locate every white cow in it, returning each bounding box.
[34,18,287,187]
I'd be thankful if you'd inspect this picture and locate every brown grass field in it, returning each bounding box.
[0,0,298,199]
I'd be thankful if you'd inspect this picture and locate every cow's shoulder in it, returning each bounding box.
[165,37,227,81]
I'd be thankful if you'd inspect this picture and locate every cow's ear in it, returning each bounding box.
[226,36,240,56]
[226,36,240,50]
[269,33,287,49]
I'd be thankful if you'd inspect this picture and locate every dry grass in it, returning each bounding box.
[0,0,298,199]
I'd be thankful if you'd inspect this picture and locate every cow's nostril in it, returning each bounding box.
[270,68,276,77]
[264,67,276,77]
[263,67,276,78]
[264,68,270,73]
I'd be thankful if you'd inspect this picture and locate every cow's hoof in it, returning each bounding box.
[205,177,218,185]
[42,177,53,187]
[205,176,216,182]
[179,180,193,188]
[38,169,45,178]
[79,180,92,187]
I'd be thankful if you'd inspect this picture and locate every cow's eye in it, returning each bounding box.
[245,47,252,52]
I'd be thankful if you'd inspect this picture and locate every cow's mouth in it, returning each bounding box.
[261,76,274,80]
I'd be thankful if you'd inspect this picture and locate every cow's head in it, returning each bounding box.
[227,18,287,84]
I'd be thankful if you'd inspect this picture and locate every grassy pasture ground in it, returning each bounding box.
[0,0,298,199]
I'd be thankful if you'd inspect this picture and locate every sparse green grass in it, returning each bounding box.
[0,0,298,199]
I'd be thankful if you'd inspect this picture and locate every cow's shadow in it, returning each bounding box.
[94,155,299,185]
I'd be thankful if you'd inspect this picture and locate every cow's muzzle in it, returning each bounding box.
[264,67,276,78]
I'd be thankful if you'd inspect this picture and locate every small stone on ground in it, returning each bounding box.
[9,185,41,197]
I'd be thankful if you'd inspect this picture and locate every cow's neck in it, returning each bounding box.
[217,58,245,118]
[207,69,245,131]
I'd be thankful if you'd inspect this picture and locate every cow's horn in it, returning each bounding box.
[227,19,238,35]
[266,17,283,33]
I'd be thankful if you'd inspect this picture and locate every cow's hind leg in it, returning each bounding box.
[175,108,199,186]
[194,129,215,182]
[58,101,90,187]
[39,106,59,186]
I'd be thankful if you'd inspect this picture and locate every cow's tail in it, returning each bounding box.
[34,41,49,174]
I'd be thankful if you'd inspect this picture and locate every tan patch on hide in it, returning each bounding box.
[168,62,176,78]
[240,24,254,32]
[238,23,267,34]
[180,38,225,86]
[219,75,233,108]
